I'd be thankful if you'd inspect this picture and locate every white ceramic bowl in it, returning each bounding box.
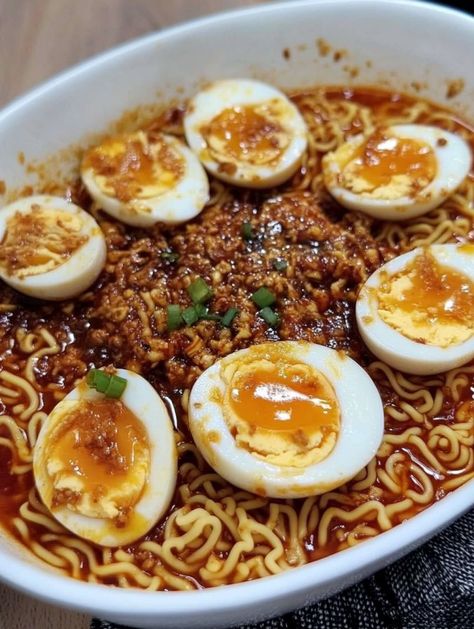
[0,1,473,627]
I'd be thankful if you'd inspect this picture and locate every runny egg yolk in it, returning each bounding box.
[202,103,289,166]
[230,365,340,433]
[343,129,437,191]
[52,399,145,485]
[0,206,87,278]
[82,132,184,202]
[378,250,474,347]
[48,398,149,523]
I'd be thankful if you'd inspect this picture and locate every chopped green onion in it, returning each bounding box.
[259,306,280,328]
[221,307,239,328]
[252,287,276,309]
[193,303,208,318]
[182,306,200,326]
[161,251,179,263]
[104,374,127,399]
[86,369,127,398]
[241,221,254,240]
[200,313,222,322]
[187,277,213,304]
[167,304,182,331]
[273,258,288,272]
[86,368,110,393]
[181,303,222,326]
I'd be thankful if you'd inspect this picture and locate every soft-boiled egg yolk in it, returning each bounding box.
[0,206,87,278]
[323,124,472,220]
[230,365,339,432]
[81,131,209,227]
[343,129,437,194]
[203,103,289,166]
[0,195,106,300]
[356,243,474,375]
[83,133,185,202]
[225,360,340,468]
[184,79,308,188]
[47,398,149,524]
[189,341,384,498]
[33,369,177,546]
[378,250,473,347]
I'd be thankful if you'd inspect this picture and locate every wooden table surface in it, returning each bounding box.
[0,3,269,627]
[0,0,268,109]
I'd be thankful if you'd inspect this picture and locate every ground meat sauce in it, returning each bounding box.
[0,192,384,392]
[71,191,376,380]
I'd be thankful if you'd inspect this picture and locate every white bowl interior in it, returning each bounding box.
[0,1,472,627]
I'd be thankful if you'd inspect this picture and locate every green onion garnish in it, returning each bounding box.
[187,277,213,304]
[273,258,288,272]
[221,307,239,328]
[104,374,127,399]
[167,304,182,331]
[193,303,208,318]
[182,306,200,326]
[181,303,222,326]
[86,368,110,393]
[161,251,179,263]
[86,369,127,398]
[259,307,280,328]
[251,287,276,309]
[241,221,254,240]
[200,313,222,322]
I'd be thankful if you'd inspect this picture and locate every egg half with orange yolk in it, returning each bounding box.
[356,243,474,375]
[323,125,471,220]
[81,131,209,227]
[188,342,384,498]
[0,195,106,300]
[184,79,308,188]
[33,369,177,546]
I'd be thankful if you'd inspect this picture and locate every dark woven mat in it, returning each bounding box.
[92,508,474,629]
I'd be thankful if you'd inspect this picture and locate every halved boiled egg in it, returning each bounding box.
[0,195,106,300]
[184,79,308,188]
[188,341,383,498]
[33,368,177,546]
[81,131,209,227]
[356,243,474,375]
[323,125,472,220]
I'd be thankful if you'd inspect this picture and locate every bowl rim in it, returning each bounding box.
[0,0,473,620]
[2,483,472,616]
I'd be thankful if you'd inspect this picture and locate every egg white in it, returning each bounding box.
[33,369,177,546]
[356,244,474,375]
[0,195,106,300]
[188,341,384,499]
[184,79,308,188]
[81,132,209,227]
[323,124,472,220]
